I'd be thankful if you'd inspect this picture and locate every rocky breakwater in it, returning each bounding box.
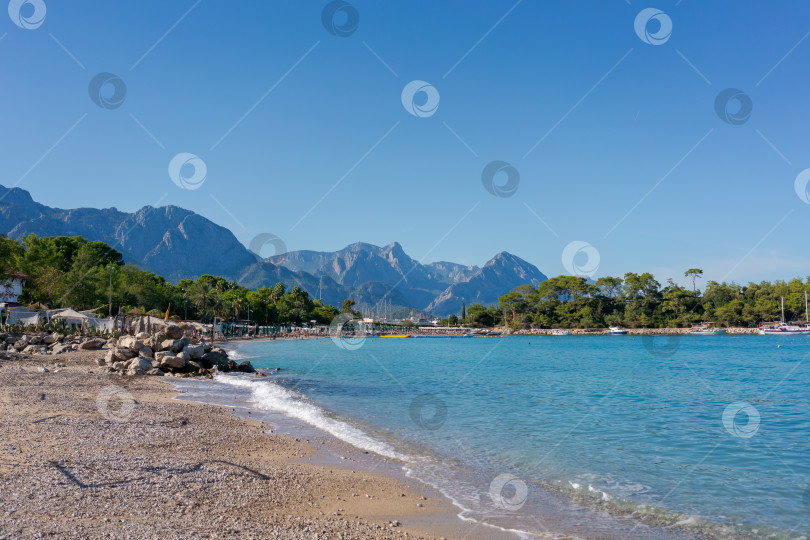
[99,324,256,377]
[0,331,107,356]
[509,327,760,335]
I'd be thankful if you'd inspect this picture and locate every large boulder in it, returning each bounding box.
[104,350,115,365]
[127,357,151,370]
[185,344,204,359]
[127,357,152,375]
[160,355,185,369]
[200,348,229,370]
[78,338,104,350]
[113,347,137,362]
[146,336,164,352]
[236,360,255,373]
[118,336,144,352]
[13,336,29,351]
[165,325,184,340]
[154,351,173,362]
[51,343,69,355]
[118,336,137,349]
[138,345,154,358]
[135,332,151,340]
[171,337,190,354]
[176,350,190,362]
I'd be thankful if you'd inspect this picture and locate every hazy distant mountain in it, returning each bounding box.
[270,242,442,308]
[0,184,548,316]
[426,252,548,315]
[270,245,548,316]
[424,260,480,284]
[273,243,483,289]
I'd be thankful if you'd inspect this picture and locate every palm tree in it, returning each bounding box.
[290,285,304,302]
[188,282,215,341]
[270,282,285,303]
[231,297,245,322]
[188,282,213,317]
[211,295,232,334]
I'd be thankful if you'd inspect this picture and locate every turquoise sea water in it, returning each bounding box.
[191,335,810,538]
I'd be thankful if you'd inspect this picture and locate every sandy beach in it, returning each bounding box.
[0,347,512,540]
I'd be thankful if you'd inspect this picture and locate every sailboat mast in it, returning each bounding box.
[781,296,786,324]
[806,291,808,323]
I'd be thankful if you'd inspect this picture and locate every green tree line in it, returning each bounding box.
[496,272,810,329]
[5,235,806,329]
[1,234,341,325]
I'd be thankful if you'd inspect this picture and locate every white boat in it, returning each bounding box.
[690,323,726,335]
[551,329,570,336]
[608,326,628,335]
[759,295,810,335]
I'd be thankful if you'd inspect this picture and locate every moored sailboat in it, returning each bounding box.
[758,295,810,335]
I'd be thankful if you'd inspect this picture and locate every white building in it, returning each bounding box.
[0,270,30,305]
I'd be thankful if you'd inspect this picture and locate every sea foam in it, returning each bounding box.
[213,375,408,461]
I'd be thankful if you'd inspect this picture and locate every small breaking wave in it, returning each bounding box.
[213,375,408,461]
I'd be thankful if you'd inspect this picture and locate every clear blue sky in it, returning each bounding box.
[2,1,810,287]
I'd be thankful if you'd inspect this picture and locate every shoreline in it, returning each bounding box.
[167,375,520,540]
[0,347,511,539]
[203,340,524,539]
[209,327,765,343]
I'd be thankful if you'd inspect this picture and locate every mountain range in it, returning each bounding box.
[0,184,548,317]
